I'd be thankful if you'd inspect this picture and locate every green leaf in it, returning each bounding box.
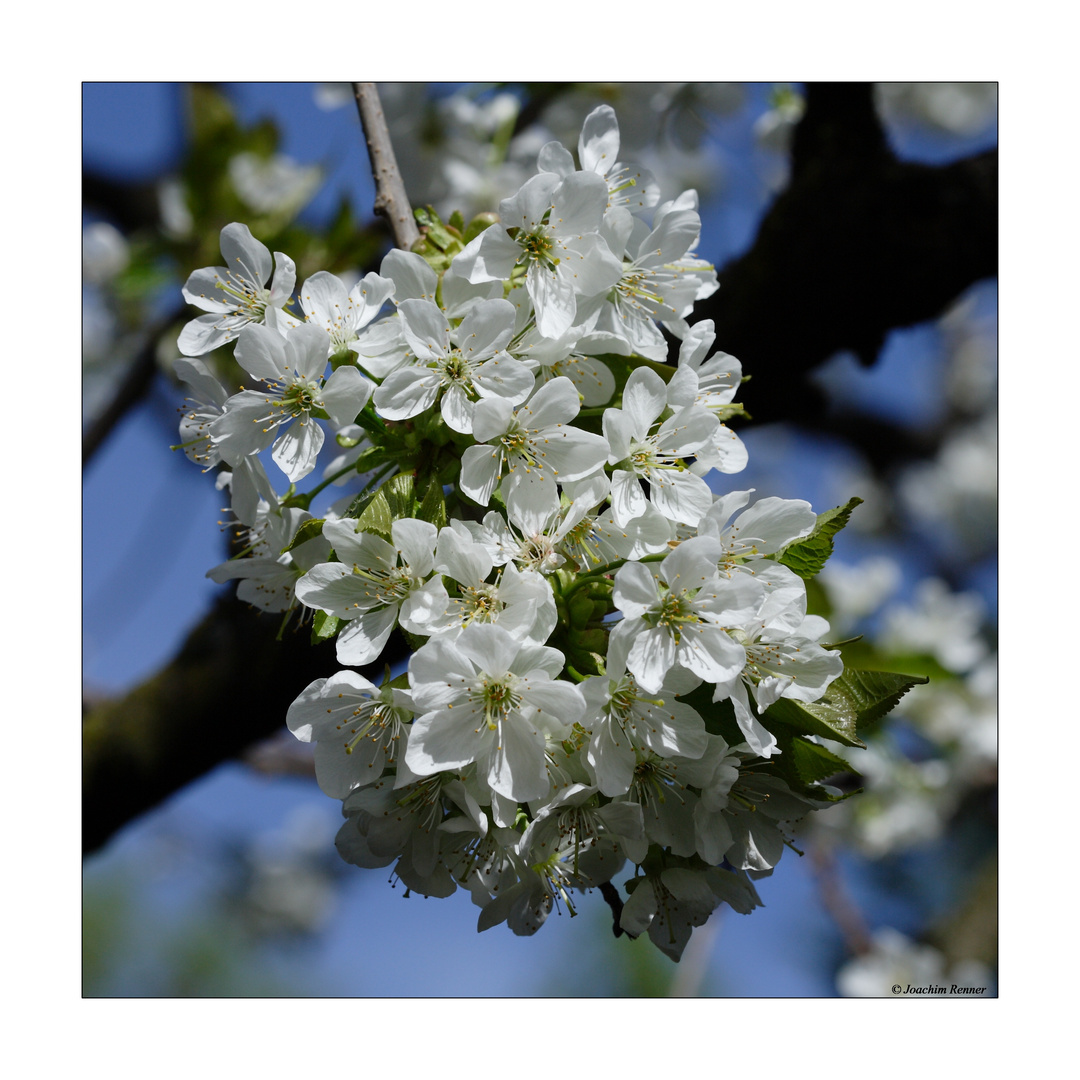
[764,691,864,748]
[345,472,420,540]
[416,477,447,531]
[833,668,930,727]
[350,489,394,540]
[310,610,341,646]
[776,496,863,580]
[281,517,326,554]
[789,738,858,785]
[764,667,929,748]
[381,472,420,519]
[766,728,858,797]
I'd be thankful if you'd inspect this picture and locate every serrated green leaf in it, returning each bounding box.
[381,472,419,520]
[765,666,928,748]
[344,473,420,540]
[788,738,858,785]
[352,490,394,540]
[767,728,858,796]
[417,478,447,531]
[776,496,863,580]
[765,690,865,748]
[281,517,326,554]
[834,668,930,726]
[310,610,341,645]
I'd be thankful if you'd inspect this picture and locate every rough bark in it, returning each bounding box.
[695,82,996,448]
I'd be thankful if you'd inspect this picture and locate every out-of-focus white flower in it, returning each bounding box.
[314,83,353,110]
[837,927,994,997]
[244,805,340,935]
[899,413,997,560]
[83,221,130,285]
[158,178,194,239]
[880,578,987,673]
[940,287,998,416]
[753,85,806,154]
[902,656,998,773]
[875,83,997,138]
[229,152,322,217]
[818,556,902,635]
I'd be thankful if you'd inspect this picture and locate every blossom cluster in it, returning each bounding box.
[174,106,850,961]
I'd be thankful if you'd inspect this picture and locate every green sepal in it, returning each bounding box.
[414,205,460,250]
[310,610,341,646]
[328,347,358,370]
[412,206,465,270]
[336,429,364,449]
[463,212,499,244]
[448,209,465,233]
[776,496,863,581]
[281,517,326,554]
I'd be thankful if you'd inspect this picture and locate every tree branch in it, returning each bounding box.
[695,82,997,460]
[352,83,420,251]
[82,592,409,854]
[809,839,873,956]
[83,309,184,467]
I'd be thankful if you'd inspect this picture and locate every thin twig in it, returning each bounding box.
[352,83,420,251]
[810,838,873,956]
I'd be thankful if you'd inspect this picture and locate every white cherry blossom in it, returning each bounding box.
[609,535,763,693]
[537,104,660,216]
[286,671,413,798]
[299,268,395,359]
[454,171,622,339]
[178,222,298,355]
[211,322,372,483]
[406,624,586,803]
[294,518,443,667]
[374,298,533,433]
[603,366,718,527]
[460,376,609,520]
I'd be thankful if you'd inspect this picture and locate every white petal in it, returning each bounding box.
[320,365,373,428]
[272,418,324,482]
[335,604,398,666]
